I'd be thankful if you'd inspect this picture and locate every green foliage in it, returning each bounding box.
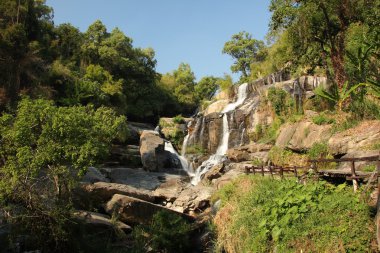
[267,87,297,116]
[214,176,374,252]
[257,117,284,144]
[307,142,329,160]
[195,76,219,101]
[362,164,376,172]
[349,97,380,120]
[173,114,185,124]
[185,145,206,155]
[223,31,266,81]
[311,112,335,125]
[0,98,126,251]
[132,210,193,253]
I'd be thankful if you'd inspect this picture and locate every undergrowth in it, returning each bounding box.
[213,176,375,253]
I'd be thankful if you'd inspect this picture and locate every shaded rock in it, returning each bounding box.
[171,185,214,214]
[74,211,132,234]
[139,130,179,172]
[328,121,380,155]
[127,121,154,145]
[105,194,189,225]
[82,167,109,183]
[83,182,155,203]
[276,121,332,152]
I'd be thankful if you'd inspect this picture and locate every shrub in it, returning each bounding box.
[312,112,335,125]
[185,145,206,155]
[308,142,329,159]
[0,98,126,251]
[214,176,374,253]
[258,117,284,144]
[132,210,193,253]
[173,114,185,124]
[267,87,287,116]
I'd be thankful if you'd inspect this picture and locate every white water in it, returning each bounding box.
[190,83,249,185]
[181,134,190,156]
[164,141,194,176]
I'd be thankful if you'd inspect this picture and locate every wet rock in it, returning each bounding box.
[203,163,225,181]
[328,121,380,155]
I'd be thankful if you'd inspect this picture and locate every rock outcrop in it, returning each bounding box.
[276,121,332,152]
[139,130,180,172]
[328,121,380,155]
[105,194,190,225]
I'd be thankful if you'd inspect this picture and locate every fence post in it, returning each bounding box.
[376,153,380,251]
[294,167,298,178]
[261,166,264,177]
[280,167,284,180]
[269,166,274,179]
[351,160,358,192]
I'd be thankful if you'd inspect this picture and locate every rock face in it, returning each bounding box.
[328,121,380,155]
[204,100,229,116]
[227,143,272,163]
[139,130,179,172]
[105,194,188,225]
[276,121,332,152]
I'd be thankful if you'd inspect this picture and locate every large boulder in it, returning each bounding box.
[153,177,187,203]
[105,194,189,225]
[126,121,154,145]
[83,182,155,203]
[276,121,332,152]
[328,121,380,155]
[140,130,179,172]
[227,143,272,163]
[337,150,379,171]
[171,185,214,214]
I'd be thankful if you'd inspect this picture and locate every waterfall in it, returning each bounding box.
[181,134,190,156]
[164,141,194,176]
[191,83,249,185]
[240,128,246,146]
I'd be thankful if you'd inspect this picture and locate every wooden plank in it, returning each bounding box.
[310,155,379,163]
[351,161,358,192]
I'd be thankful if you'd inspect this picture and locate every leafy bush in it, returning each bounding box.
[214,176,374,253]
[186,145,206,155]
[311,112,335,125]
[307,142,329,160]
[132,210,193,253]
[173,114,185,124]
[267,87,287,116]
[258,117,284,144]
[0,98,126,251]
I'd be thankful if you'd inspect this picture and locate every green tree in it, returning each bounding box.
[0,98,126,251]
[223,31,266,81]
[195,76,219,101]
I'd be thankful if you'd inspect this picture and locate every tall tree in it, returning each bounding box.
[223,31,266,81]
[269,0,376,89]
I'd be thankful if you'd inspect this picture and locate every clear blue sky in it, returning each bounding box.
[46,0,271,81]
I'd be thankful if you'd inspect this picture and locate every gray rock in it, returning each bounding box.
[82,167,110,183]
[328,121,380,155]
[105,194,189,225]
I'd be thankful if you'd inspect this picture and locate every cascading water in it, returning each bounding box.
[181,134,190,156]
[190,83,248,185]
[164,141,194,176]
